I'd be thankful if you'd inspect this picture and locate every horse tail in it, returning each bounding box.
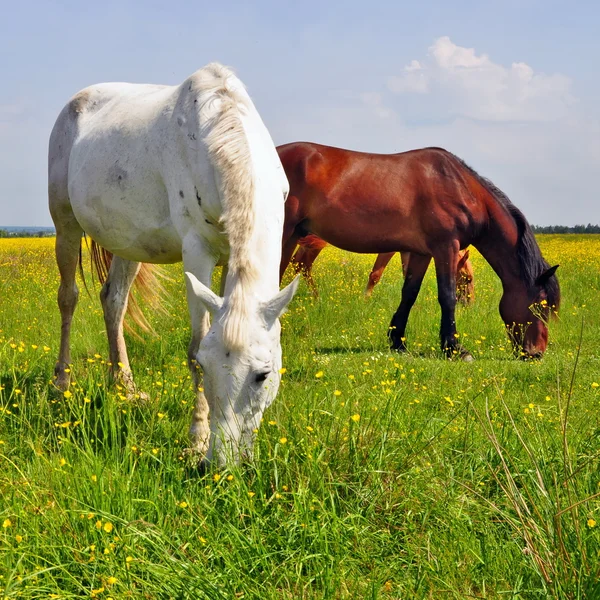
[84,237,167,336]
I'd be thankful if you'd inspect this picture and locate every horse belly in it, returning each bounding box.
[307,204,421,254]
[68,141,183,263]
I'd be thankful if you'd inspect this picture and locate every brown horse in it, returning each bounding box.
[278,142,559,359]
[290,234,474,304]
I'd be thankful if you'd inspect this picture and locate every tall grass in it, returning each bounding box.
[1,235,599,598]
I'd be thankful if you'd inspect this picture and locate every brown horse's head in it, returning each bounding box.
[456,249,474,305]
[500,264,560,359]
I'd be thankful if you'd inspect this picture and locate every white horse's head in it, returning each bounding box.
[185,272,299,468]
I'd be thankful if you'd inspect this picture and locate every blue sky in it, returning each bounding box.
[1,0,598,226]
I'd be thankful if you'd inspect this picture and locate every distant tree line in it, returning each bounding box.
[1,225,599,238]
[531,224,600,234]
[0,229,55,238]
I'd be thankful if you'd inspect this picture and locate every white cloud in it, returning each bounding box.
[387,60,429,94]
[275,37,596,225]
[386,36,575,122]
[358,92,395,119]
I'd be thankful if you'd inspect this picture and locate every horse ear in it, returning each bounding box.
[262,276,300,327]
[185,272,223,314]
[535,265,559,287]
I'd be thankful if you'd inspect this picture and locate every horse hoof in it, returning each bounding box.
[389,336,408,353]
[181,447,210,476]
[461,353,475,363]
[391,345,408,353]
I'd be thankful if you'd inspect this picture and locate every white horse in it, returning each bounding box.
[49,63,298,467]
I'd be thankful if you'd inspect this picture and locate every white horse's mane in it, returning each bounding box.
[197,63,260,350]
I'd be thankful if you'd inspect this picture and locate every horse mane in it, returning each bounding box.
[451,154,560,310]
[196,63,259,349]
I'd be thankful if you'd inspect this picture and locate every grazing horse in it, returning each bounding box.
[279,142,559,359]
[49,64,298,467]
[290,233,474,304]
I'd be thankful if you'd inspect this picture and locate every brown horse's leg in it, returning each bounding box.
[280,228,300,283]
[365,252,396,297]
[433,249,473,361]
[389,253,431,351]
[290,246,308,275]
[292,245,323,297]
[99,256,142,395]
[400,252,411,278]
[455,249,473,306]
[53,223,83,391]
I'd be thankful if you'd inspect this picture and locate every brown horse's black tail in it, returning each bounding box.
[79,237,168,336]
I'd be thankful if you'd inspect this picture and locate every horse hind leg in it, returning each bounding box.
[291,245,323,297]
[279,222,301,283]
[53,222,84,391]
[365,252,396,297]
[100,256,142,396]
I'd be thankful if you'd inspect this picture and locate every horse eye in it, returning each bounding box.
[255,371,270,383]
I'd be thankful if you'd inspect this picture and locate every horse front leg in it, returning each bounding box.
[182,234,217,457]
[434,250,473,361]
[389,253,431,352]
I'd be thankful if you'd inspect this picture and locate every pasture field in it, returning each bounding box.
[1,235,599,599]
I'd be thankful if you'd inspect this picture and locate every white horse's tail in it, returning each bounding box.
[84,238,168,336]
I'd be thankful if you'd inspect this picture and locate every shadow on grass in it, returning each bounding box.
[313,345,384,355]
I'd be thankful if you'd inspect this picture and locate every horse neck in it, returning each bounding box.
[473,203,528,296]
[224,111,285,302]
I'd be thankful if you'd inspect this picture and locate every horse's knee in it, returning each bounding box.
[99,280,110,304]
[58,283,79,313]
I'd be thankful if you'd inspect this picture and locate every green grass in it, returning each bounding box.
[1,235,599,599]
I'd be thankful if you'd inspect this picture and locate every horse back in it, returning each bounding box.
[277,142,490,254]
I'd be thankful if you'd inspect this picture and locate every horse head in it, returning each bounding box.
[185,272,299,467]
[501,264,560,359]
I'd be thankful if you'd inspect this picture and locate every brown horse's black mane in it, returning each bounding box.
[451,153,561,310]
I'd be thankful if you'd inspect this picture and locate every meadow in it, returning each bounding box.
[0,235,599,599]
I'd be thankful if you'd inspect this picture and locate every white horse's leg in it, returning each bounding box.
[53,223,84,391]
[183,235,217,456]
[99,256,142,395]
